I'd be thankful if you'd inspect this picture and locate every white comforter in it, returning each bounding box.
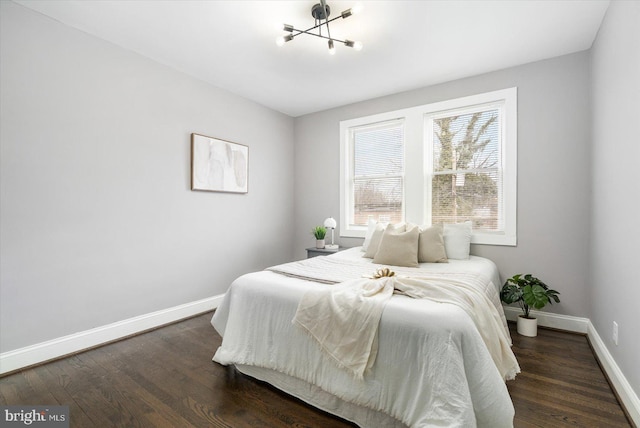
[212,248,516,427]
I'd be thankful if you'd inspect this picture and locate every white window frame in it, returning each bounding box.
[340,88,517,246]
[340,114,408,238]
[350,119,406,232]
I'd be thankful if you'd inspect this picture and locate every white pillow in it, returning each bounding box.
[362,218,382,252]
[443,221,472,260]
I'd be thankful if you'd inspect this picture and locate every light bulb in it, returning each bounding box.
[345,40,363,51]
[276,35,293,46]
[328,40,336,55]
[352,2,363,15]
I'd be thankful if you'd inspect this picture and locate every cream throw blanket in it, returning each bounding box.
[293,274,520,381]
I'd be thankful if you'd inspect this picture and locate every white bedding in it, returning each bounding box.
[211,248,516,427]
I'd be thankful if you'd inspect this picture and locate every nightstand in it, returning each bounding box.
[306,247,345,258]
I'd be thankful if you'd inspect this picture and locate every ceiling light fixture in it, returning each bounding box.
[276,0,363,54]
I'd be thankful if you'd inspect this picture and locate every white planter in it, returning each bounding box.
[517,315,538,337]
[315,239,325,249]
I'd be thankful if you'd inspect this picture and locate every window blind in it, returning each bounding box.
[431,109,503,231]
[351,120,404,226]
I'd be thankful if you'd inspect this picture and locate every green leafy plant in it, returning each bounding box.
[312,226,327,240]
[500,274,560,319]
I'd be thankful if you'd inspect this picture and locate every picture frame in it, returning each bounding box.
[191,133,249,193]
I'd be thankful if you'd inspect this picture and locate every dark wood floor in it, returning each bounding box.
[507,324,631,427]
[0,312,632,427]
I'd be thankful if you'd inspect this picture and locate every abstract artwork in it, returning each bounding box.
[191,133,248,193]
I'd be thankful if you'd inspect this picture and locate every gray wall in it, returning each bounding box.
[590,0,640,396]
[294,52,592,319]
[0,2,295,353]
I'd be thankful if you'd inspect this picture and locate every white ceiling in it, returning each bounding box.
[15,0,610,117]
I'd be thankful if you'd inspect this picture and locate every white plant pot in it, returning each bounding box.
[316,239,325,249]
[517,315,538,337]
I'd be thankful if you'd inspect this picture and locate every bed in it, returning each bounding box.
[211,237,519,428]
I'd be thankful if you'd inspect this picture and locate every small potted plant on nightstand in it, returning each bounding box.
[312,226,327,249]
[500,274,561,337]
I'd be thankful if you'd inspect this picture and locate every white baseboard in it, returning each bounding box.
[0,294,224,375]
[503,307,589,333]
[503,307,639,426]
[587,321,640,426]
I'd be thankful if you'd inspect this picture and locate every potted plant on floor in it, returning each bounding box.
[500,274,561,337]
[312,226,327,249]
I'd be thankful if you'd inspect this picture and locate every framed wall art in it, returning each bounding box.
[191,133,248,193]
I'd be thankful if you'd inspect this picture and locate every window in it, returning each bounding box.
[340,88,517,245]
[428,107,502,232]
[344,119,405,232]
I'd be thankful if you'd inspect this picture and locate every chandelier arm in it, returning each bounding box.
[290,14,343,37]
[290,29,346,44]
[320,0,332,40]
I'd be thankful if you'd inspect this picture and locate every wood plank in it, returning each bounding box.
[508,323,632,427]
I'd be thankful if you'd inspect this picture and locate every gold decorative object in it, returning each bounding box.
[372,268,395,279]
